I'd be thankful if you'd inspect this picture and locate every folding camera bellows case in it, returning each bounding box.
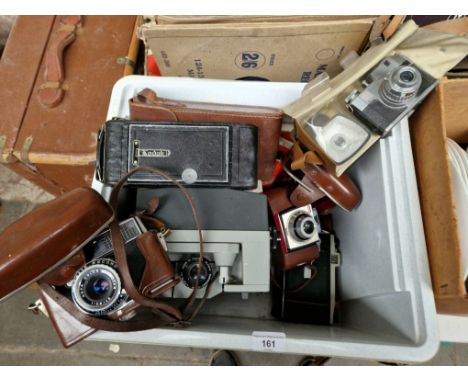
[97,120,258,189]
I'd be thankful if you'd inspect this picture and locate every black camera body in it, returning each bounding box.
[67,217,148,318]
[97,119,258,189]
[272,233,341,325]
[346,54,438,136]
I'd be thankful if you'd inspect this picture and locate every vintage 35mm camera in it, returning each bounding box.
[65,217,177,318]
[267,187,321,271]
[346,54,438,136]
[275,204,321,253]
[302,55,438,166]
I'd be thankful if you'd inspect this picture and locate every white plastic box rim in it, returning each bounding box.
[91,75,439,363]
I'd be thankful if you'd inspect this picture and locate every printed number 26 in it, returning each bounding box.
[262,339,275,349]
[241,52,260,68]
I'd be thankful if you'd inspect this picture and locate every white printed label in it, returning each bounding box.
[251,331,286,352]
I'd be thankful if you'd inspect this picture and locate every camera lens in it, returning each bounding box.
[85,276,112,302]
[294,214,316,240]
[399,70,415,83]
[380,65,422,105]
[181,257,213,289]
[71,258,126,316]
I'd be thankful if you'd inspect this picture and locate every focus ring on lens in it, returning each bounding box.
[71,258,125,316]
[380,66,422,106]
[180,257,213,289]
[293,214,316,240]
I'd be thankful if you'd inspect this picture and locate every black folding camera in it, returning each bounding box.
[272,233,341,325]
[96,119,258,189]
[346,54,438,136]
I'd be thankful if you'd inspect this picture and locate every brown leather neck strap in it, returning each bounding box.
[108,166,206,321]
[39,166,213,333]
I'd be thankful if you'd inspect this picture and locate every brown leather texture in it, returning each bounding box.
[34,167,214,346]
[39,288,96,348]
[301,163,362,212]
[0,16,137,196]
[136,231,179,298]
[265,187,293,215]
[278,244,320,271]
[289,176,325,207]
[129,88,283,183]
[40,250,86,286]
[0,188,113,301]
[267,188,321,271]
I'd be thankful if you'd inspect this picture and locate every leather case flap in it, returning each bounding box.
[129,88,282,183]
[0,188,113,301]
[290,176,325,207]
[136,232,179,298]
[39,288,96,348]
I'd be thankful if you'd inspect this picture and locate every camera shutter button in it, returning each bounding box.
[182,168,198,184]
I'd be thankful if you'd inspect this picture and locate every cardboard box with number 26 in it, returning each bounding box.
[139,16,376,82]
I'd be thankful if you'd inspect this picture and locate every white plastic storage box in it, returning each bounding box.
[91,76,439,363]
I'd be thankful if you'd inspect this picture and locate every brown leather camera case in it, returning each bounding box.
[129,88,283,183]
[0,188,113,301]
[266,187,320,271]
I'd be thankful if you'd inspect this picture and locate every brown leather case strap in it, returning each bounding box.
[290,141,323,169]
[38,16,82,108]
[136,232,179,298]
[301,163,362,212]
[285,138,361,212]
[135,195,168,232]
[108,166,205,321]
[132,89,179,121]
[289,176,325,207]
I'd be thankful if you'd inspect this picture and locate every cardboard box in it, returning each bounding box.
[139,16,376,82]
[410,77,468,315]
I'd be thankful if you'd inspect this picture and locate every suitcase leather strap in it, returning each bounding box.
[38,16,82,108]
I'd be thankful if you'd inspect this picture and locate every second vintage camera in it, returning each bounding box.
[64,217,178,318]
[268,187,321,271]
[136,187,271,299]
[275,204,321,253]
[346,54,438,136]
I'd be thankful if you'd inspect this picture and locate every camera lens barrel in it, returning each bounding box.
[380,65,422,106]
[71,258,127,316]
[293,214,316,241]
[180,257,213,289]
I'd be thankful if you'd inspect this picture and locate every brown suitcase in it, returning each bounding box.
[0,16,140,196]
